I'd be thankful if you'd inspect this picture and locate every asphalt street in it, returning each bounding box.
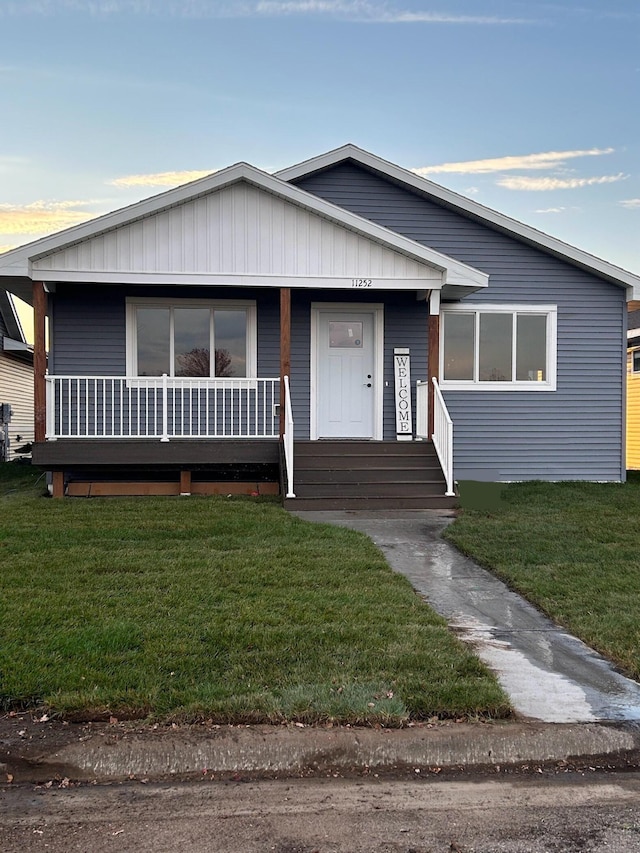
[2,772,640,852]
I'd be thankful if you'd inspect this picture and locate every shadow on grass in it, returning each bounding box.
[456,480,509,513]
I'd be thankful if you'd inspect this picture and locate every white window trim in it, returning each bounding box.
[440,303,557,391]
[125,297,257,380]
[632,348,640,374]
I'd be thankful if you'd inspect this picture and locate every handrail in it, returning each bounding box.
[431,377,455,496]
[283,374,295,497]
[415,380,428,440]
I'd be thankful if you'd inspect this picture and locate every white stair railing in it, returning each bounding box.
[283,375,295,498]
[416,380,428,439]
[432,377,455,497]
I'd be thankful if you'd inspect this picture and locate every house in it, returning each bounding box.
[0,290,34,462]
[0,144,638,504]
[627,308,640,470]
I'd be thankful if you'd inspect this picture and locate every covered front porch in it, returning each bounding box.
[14,161,487,503]
[33,360,455,504]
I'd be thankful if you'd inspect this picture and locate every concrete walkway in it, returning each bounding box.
[292,510,640,724]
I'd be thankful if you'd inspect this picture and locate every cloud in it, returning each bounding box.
[497,173,627,191]
[535,207,566,213]
[414,148,615,176]
[620,198,640,209]
[0,155,30,172]
[0,200,102,235]
[0,0,533,23]
[107,169,216,189]
[255,1,530,22]
[0,244,19,253]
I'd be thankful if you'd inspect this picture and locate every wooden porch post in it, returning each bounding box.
[279,287,291,438]
[33,281,47,444]
[427,290,440,439]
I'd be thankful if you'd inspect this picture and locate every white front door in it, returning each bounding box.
[315,309,377,438]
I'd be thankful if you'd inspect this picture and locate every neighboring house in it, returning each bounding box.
[627,309,640,470]
[0,290,34,461]
[0,144,638,504]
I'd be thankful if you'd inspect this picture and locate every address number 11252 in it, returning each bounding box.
[351,278,373,287]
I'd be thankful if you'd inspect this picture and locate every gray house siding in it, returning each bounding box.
[287,289,428,440]
[295,163,626,481]
[50,285,429,442]
[51,285,281,380]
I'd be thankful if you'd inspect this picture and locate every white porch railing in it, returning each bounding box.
[432,377,455,496]
[45,375,280,440]
[282,375,295,497]
[416,378,455,495]
[416,380,428,440]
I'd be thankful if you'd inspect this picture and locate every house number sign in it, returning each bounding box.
[394,348,412,441]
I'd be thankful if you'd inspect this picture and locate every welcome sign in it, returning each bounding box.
[394,348,412,440]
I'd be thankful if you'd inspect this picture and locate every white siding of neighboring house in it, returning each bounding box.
[0,353,34,460]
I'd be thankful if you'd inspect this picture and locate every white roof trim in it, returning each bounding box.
[0,290,25,343]
[0,161,487,293]
[277,144,640,297]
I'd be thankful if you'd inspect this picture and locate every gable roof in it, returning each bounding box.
[277,144,640,299]
[0,161,487,304]
[0,290,26,343]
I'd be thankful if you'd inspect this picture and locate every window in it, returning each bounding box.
[633,349,640,374]
[127,299,257,378]
[441,305,557,390]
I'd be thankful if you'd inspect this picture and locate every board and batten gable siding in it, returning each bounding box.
[0,353,34,460]
[294,162,626,481]
[33,182,434,282]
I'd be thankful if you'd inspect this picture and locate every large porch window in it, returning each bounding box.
[126,299,257,378]
[441,304,557,390]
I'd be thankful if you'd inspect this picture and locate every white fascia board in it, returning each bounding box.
[28,270,438,290]
[0,290,25,342]
[3,336,30,352]
[277,144,640,295]
[0,160,487,292]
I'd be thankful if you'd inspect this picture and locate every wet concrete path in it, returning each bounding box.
[292,510,640,723]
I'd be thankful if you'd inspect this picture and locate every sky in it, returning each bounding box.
[1,0,639,334]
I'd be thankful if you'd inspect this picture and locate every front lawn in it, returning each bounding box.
[446,476,640,680]
[0,463,508,724]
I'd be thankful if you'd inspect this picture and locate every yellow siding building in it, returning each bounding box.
[628,347,640,469]
[628,309,640,470]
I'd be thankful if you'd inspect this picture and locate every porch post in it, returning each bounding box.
[279,287,291,438]
[427,290,440,438]
[33,281,47,444]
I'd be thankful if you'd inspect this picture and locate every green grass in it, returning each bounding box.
[446,476,640,680]
[0,462,508,724]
